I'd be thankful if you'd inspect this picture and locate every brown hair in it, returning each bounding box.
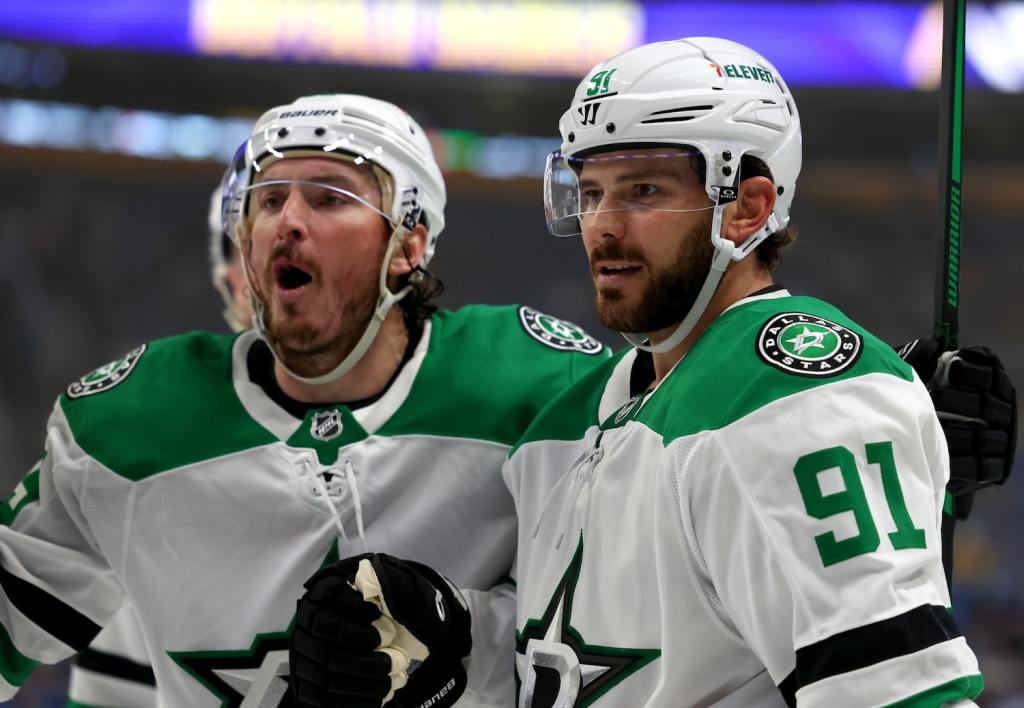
[396,211,445,331]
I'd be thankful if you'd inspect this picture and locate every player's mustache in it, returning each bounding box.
[267,242,321,280]
[589,245,647,276]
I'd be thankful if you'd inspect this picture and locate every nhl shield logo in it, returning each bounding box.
[66,344,147,398]
[519,306,604,355]
[310,410,343,441]
[756,313,862,377]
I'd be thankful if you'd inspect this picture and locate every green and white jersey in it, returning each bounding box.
[506,291,982,708]
[0,304,608,708]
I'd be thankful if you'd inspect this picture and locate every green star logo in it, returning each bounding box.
[782,325,835,357]
[515,535,659,707]
[519,306,604,355]
[167,542,339,707]
[66,344,147,398]
[169,628,294,708]
[757,312,862,377]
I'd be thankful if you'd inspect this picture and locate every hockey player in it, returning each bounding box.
[0,93,610,707]
[65,188,251,708]
[506,37,1002,706]
[291,39,1015,707]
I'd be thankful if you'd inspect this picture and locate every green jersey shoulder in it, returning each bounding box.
[509,347,630,456]
[60,331,273,482]
[637,294,914,443]
[378,304,610,444]
[58,305,609,481]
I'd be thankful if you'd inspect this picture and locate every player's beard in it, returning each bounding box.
[592,209,715,334]
[262,243,384,379]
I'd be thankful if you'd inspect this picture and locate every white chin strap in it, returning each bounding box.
[250,228,415,386]
[621,186,777,354]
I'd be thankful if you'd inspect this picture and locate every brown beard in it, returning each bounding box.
[592,209,715,333]
[261,241,384,378]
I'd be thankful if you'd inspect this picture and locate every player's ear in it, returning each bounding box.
[388,223,428,277]
[723,176,775,248]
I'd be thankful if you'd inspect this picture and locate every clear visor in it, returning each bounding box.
[221,133,396,243]
[231,179,391,238]
[543,147,716,237]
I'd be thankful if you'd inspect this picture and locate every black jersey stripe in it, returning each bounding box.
[0,562,101,651]
[76,647,157,686]
[778,670,797,707]
[778,604,961,697]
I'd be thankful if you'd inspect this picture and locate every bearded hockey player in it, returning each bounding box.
[0,94,609,707]
[66,188,250,708]
[505,37,999,706]
[289,40,1016,708]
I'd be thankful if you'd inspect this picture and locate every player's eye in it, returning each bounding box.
[257,190,284,210]
[632,183,660,199]
[314,192,350,208]
[581,188,603,210]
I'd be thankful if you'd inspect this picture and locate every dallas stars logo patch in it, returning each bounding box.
[66,344,147,398]
[757,312,862,377]
[519,307,604,355]
[516,535,659,707]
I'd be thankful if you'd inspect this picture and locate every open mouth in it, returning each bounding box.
[273,262,314,291]
[597,263,642,277]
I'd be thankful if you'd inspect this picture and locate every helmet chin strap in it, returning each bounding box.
[248,227,415,386]
[620,189,738,354]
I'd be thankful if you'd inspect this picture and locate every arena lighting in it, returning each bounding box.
[0,0,1023,91]
[0,98,555,179]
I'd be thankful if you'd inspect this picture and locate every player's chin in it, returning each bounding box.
[267,314,328,351]
[595,294,645,333]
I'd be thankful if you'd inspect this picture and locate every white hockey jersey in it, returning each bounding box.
[505,292,982,707]
[68,603,157,707]
[0,304,608,707]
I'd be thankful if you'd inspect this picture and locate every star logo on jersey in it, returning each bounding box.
[515,535,659,707]
[66,344,147,398]
[168,543,340,707]
[519,306,604,355]
[171,634,294,708]
[756,312,862,377]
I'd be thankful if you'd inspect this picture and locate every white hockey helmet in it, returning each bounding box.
[544,37,802,353]
[207,186,250,332]
[224,93,446,260]
[222,94,447,385]
[547,36,801,239]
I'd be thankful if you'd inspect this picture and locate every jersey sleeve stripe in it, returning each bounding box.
[0,623,39,689]
[885,674,984,707]
[792,604,960,690]
[75,647,156,687]
[0,562,101,651]
[777,671,797,707]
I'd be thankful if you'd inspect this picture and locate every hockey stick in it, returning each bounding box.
[933,0,967,591]
[933,0,967,351]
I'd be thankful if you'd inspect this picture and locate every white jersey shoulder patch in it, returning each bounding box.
[518,306,603,355]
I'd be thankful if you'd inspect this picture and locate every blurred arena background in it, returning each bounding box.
[0,0,1021,705]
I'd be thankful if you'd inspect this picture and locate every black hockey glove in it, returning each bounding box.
[290,553,472,708]
[897,338,1017,520]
